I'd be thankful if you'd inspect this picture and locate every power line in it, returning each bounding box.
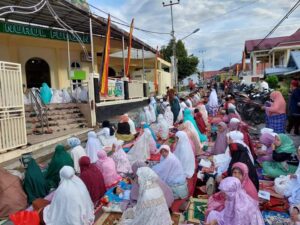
[255,0,300,48]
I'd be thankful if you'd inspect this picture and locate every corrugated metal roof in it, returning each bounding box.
[0,0,155,52]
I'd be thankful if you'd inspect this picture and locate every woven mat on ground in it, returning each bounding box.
[262,211,290,225]
[94,212,183,225]
[184,197,208,224]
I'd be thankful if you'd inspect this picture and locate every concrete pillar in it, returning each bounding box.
[252,54,257,75]
[285,49,290,66]
[272,52,275,67]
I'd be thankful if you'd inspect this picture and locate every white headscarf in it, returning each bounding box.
[174,131,195,178]
[43,166,94,225]
[79,87,88,102]
[207,89,218,108]
[127,128,157,164]
[51,90,63,104]
[227,131,254,164]
[62,89,72,103]
[153,145,186,186]
[186,99,193,108]
[260,128,274,135]
[149,104,156,123]
[144,106,152,124]
[85,131,102,163]
[112,140,132,175]
[120,167,172,225]
[157,114,169,140]
[97,128,117,148]
[67,137,87,173]
[164,106,174,128]
[125,114,137,135]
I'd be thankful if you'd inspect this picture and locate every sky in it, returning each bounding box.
[88,0,300,71]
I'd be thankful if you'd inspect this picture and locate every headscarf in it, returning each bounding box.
[62,89,72,103]
[183,108,208,142]
[51,89,63,103]
[127,128,157,164]
[275,133,296,154]
[227,131,254,164]
[95,151,122,188]
[125,113,137,134]
[194,108,207,134]
[164,106,174,127]
[266,91,286,115]
[0,168,27,217]
[122,167,172,225]
[130,161,147,203]
[137,108,146,127]
[179,121,202,155]
[67,137,87,173]
[214,177,263,225]
[207,89,218,108]
[259,132,275,148]
[112,140,132,175]
[43,166,95,225]
[198,104,209,125]
[153,145,186,186]
[289,175,300,205]
[143,124,158,143]
[260,127,274,135]
[228,118,241,131]
[211,122,228,155]
[79,156,106,204]
[232,162,258,201]
[23,158,50,204]
[291,79,299,88]
[97,127,117,148]
[40,82,52,104]
[157,114,169,140]
[130,161,175,208]
[150,96,157,113]
[174,131,195,178]
[46,145,74,188]
[144,106,152,124]
[149,103,157,123]
[120,114,129,123]
[85,131,102,163]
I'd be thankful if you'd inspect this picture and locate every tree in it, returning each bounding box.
[160,40,199,80]
[266,75,279,89]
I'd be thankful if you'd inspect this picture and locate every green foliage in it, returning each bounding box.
[266,75,279,89]
[160,40,199,80]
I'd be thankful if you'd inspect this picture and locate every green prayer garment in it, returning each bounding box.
[263,134,297,178]
[23,158,50,204]
[40,82,52,105]
[262,161,297,178]
[45,145,74,188]
[183,108,208,142]
[275,134,296,154]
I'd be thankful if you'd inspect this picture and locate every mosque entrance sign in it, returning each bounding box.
[0,22,90,44]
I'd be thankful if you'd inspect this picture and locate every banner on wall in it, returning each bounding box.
[125,19,134,77]
[100,15,111,95]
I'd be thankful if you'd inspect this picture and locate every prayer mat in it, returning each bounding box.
[184,197,208,224]
[94,212,182,225]
[262,211,290,225]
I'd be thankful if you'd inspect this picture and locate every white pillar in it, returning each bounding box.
[272,52,275,67]
[285,49,290,66]
[252,54,257,75]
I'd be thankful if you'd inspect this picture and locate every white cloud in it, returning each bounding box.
[89,0,300,70]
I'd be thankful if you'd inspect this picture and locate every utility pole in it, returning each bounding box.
[199,50,206,82]
[163,0,180,91]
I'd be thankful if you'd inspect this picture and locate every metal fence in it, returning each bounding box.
[0,61,27,153]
